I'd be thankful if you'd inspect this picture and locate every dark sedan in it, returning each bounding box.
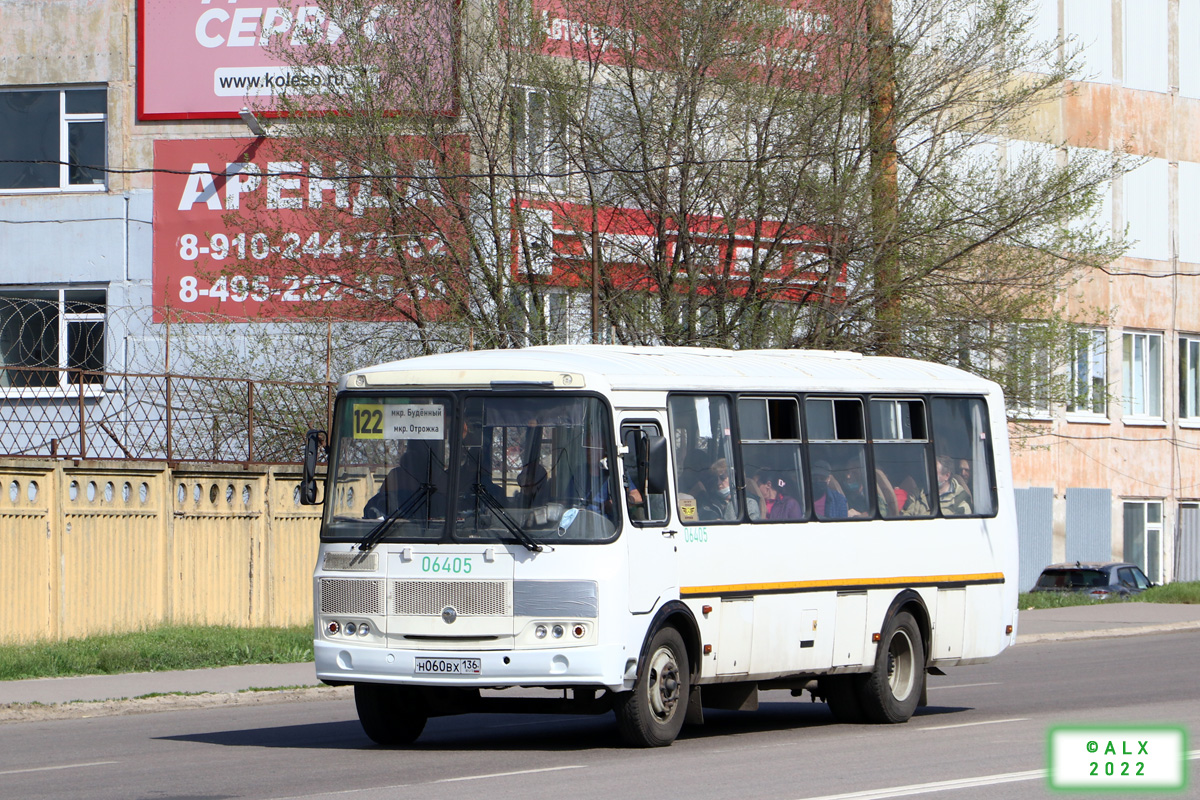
[1031,561,1154,600]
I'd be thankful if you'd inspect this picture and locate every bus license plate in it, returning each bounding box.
[414,657,482,675]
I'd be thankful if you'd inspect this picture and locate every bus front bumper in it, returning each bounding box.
[314,640,631,692]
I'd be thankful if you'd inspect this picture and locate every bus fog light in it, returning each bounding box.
[535,625,548,639]
[327,621,340,635]
[552,625,564,638]
[358,623,370,636]
[572,624,585,638]
[345,622,357,635]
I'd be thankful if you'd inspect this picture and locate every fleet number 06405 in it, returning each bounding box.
[422,556,472,574]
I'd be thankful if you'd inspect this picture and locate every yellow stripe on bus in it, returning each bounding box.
[680,572,1005,596]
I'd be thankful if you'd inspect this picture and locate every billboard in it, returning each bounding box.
[512,199,839,300]
[502,0,853,82]
[137,0,458,119]
[152,137,469,321]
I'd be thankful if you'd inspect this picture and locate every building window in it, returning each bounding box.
[1122,331,1163,419]
[1003,324,1051,418]
[1068,327,1107,417]
[0,87,107,191]
[1123,500,1163,583]
[510,86,565,185]
[1180,335,1200,421]
[0,289,106,391]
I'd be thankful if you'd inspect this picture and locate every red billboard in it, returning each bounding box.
[503,0,857,84]
[138,0,458,120]
[511,199,839,300]
[152,137,470,321]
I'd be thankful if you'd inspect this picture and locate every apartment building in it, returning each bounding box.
[1007,0,1200,588]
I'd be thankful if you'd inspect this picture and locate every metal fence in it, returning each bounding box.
[0,367,333,463]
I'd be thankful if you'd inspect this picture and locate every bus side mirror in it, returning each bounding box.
[638,433,669,495]
[301,429,326,505]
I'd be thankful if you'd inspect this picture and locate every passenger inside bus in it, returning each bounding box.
[514,460,550,508]
[363,440,447,519]
[895,473,932,516]
[710,458,736,519]
[811,460,849,520]
[692,469,735,521]
[753,470,804,521]
[936,455,973,516]
[956,457,974,502]
[745,471,764,520]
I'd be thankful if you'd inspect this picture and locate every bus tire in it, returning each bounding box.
[354,683,428,746]
[858,611,924,724]
[820,675,865,723]
[614,626,690,747]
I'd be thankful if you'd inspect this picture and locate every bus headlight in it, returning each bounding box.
[535,625,548,639]
[552,625,565,639]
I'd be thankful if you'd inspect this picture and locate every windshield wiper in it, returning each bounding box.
[471,483,542,553]
[358,483,435,553]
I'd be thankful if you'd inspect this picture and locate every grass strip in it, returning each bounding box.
[6,583,1200,680]
[1019,580,1200,609]
[0,625,313,682]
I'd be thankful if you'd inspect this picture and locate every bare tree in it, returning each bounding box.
[209,0,1129,411]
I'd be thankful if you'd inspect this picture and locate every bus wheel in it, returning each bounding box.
[615,627,690,747]
[858,611,924,724]
[354,683,428,746]
[820,676,865,723]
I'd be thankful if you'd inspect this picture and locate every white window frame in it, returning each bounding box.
[1123,499,1164,584]
[1122,330,1164,422]
[1004,323,1053,420]
[1067,327,1108,420]
[1122,0,1168,92]
[0,86,107,194]
[511,85,566,190]
[1180,334,1200,425]
[0,288,107,398]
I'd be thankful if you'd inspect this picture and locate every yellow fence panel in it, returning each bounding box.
[59,467,168,640]
[267,472,322,628]
[170,470,267,627]
[0,466,54,644]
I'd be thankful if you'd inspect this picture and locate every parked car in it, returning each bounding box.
[1031,562,1154,600]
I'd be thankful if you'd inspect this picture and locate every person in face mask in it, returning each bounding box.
[840,461,871,516]
[703,458,738,521]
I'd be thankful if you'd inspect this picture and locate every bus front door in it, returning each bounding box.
[621,417,678,614]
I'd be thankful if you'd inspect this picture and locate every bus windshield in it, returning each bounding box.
[324,393,618,544]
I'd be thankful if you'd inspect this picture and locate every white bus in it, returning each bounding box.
[302,346,1019,747]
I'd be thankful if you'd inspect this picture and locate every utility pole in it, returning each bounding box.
[868,0,900,355]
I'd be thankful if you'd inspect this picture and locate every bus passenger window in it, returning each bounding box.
[870,398,933,519]
[807,397,870,520]
[738,397,804,522]
[668,395,739,523]
[931,396,996,517]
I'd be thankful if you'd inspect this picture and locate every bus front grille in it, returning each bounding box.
[320,578,384,615]
[393,580,509,616]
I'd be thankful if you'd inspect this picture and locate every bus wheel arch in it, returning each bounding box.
[636,601,702,685]
[615,602,699,747]
[882,590,932,668]
[858,600,928,724]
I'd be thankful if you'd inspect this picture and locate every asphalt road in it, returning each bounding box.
[1,632,1197,800]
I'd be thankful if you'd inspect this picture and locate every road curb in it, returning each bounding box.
[0,685,351,724]
[1016,621,1200,644]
